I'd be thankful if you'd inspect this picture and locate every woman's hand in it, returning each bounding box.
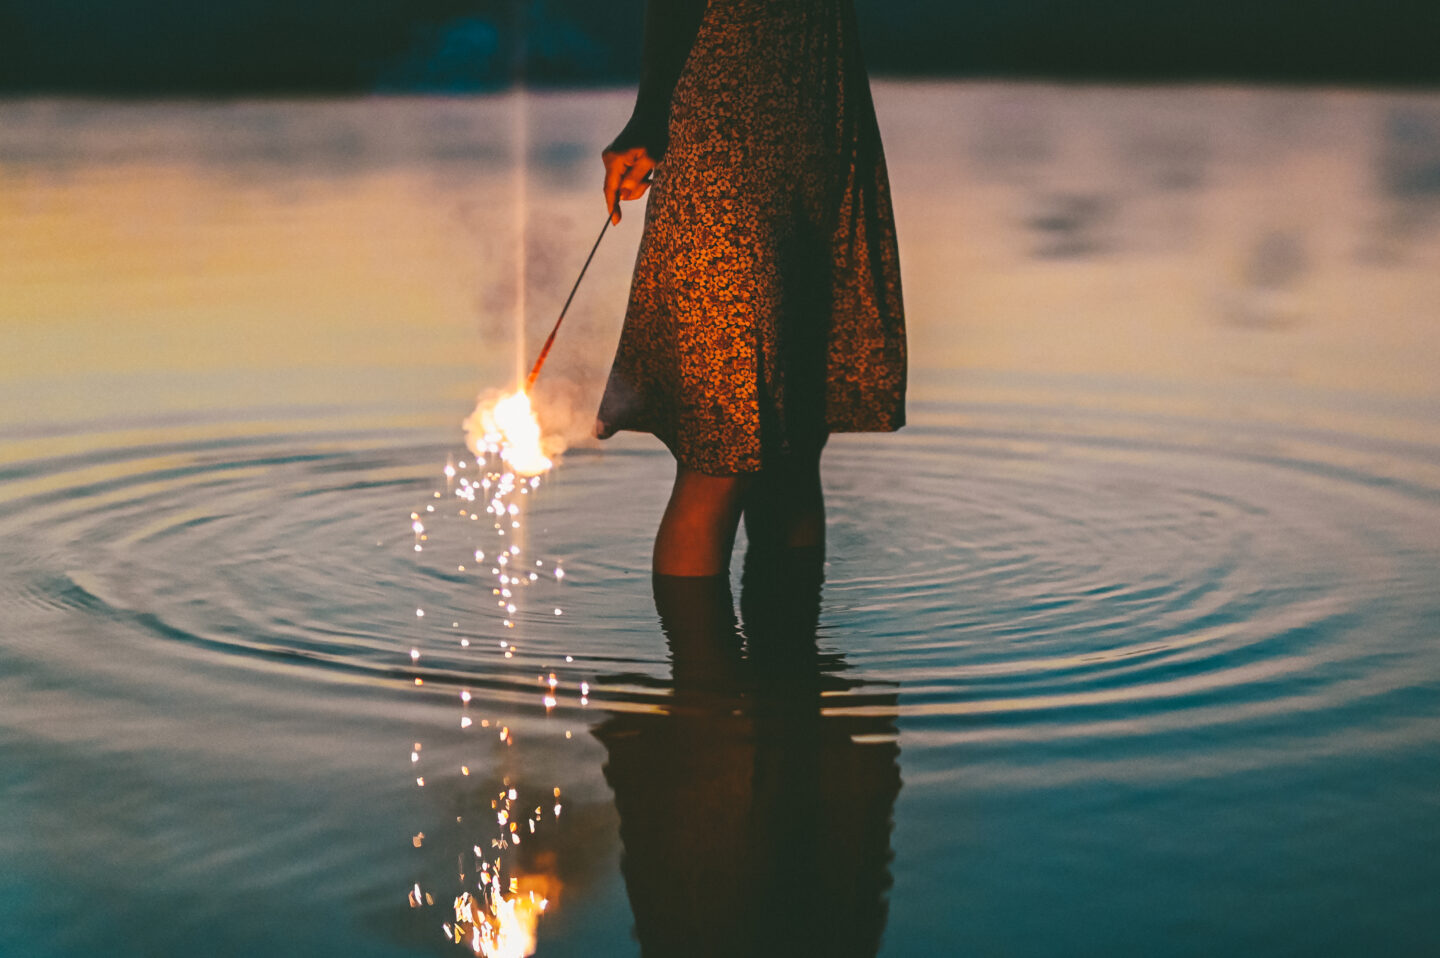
[602,146,657,225]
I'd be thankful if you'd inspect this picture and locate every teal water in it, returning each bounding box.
[2,84,1439,956]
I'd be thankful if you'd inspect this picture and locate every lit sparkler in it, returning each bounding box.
[462,390,553,479]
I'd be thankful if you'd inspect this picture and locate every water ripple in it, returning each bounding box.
[2,400,1438,784]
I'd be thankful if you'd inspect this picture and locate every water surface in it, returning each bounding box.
[3,84,1440,956]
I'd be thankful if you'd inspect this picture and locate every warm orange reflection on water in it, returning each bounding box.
[0,165,500,375]
[3,88,1437,426]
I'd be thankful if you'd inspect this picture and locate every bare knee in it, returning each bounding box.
[653,465,753,577]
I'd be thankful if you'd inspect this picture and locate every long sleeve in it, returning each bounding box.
[606,0,708,160]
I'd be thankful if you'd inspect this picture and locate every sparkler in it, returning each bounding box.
[460,209,612,478]
[524,209,613,392]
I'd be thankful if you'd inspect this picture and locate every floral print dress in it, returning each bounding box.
[596,0,906,475]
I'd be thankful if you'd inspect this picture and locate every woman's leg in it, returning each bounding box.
[740,450,826,649]
[742,450,826,554]
[653,464,752,577]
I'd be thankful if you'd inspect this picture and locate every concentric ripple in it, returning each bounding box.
[3,398,1439,787]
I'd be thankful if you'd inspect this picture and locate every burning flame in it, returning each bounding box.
[463,391,553,478]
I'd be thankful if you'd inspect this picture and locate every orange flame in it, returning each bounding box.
[462,391,553,478]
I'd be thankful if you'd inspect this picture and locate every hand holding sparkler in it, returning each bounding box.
[602,146,657,225]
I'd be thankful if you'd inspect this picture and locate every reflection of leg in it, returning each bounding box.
[653,463,751,577]
[652,572,744,693]
[597,575,754,956]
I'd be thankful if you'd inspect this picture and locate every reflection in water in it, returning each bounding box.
[594,552,902,957]
[1375,106,1440,256]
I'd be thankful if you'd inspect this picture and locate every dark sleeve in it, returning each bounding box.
[605,0,708,160]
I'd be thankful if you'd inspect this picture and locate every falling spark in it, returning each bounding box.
[402,340,580,958]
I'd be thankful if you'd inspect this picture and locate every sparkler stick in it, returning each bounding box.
[523,209,614,391]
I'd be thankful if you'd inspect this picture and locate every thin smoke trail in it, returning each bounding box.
[511,0,528,389]
[513,84,528,389]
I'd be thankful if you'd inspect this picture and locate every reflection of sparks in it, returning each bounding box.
[444,786,560,957]
[451,880,550,958]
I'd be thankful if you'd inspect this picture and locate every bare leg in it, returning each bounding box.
[653,464,752,577]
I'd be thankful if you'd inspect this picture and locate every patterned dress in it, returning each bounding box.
[596,0,907,475]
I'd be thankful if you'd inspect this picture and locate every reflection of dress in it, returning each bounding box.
[593,574,902,956]
[596,0,907,474]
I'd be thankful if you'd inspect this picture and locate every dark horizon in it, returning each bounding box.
[3,0,1439,97]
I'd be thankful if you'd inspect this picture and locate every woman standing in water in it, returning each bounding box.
[597,0,906,577]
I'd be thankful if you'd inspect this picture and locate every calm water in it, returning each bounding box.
[3,84,1440,956]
